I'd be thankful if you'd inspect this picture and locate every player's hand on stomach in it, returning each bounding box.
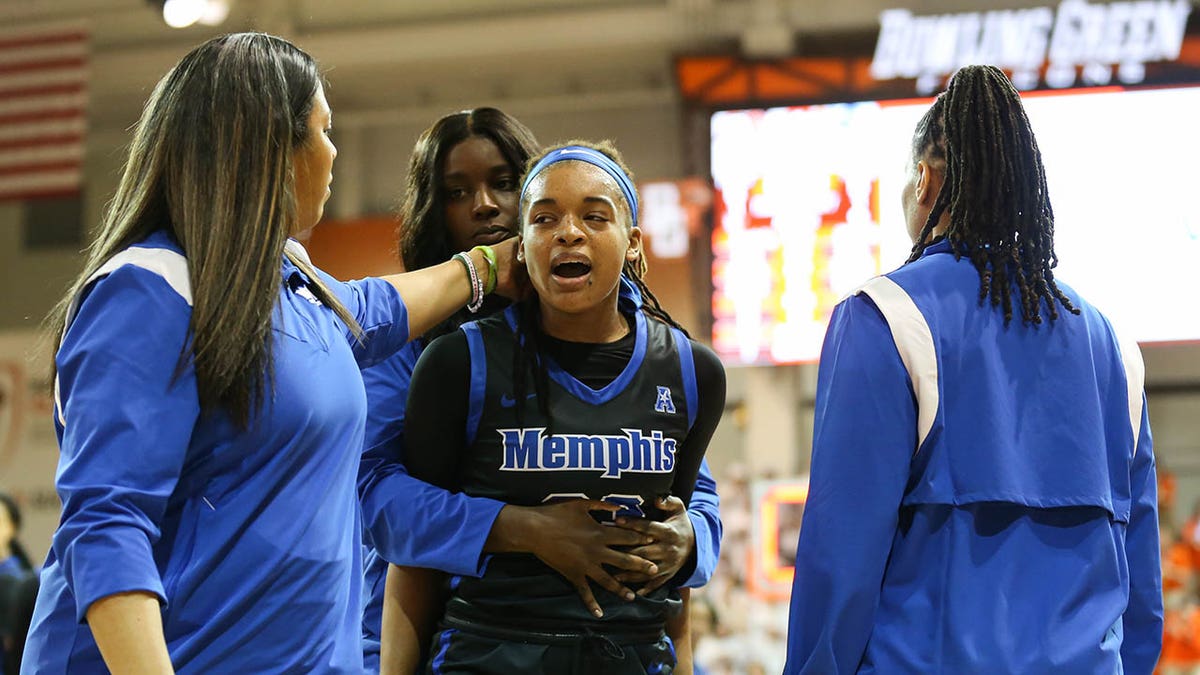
[521,499,659,618]
[611,495,695,595]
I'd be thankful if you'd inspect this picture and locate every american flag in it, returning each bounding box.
[0,23,88,202]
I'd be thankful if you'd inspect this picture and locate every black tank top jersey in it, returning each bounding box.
[445,305,699,630]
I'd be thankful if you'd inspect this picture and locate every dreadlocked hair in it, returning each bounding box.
[907,64,1078,325]
[510,139,689,428]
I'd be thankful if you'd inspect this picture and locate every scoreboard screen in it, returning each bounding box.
[711,84,1200,364]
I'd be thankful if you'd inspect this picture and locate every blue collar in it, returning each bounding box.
[500,274,645,404]
[500,303,648,406]
[617,274,643,312]
[919,238,954,259]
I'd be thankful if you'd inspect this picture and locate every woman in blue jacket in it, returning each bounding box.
[358,109,722,672]
[23,33,516,674]
[786,65,1161,674]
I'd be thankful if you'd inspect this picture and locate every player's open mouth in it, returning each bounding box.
[549,255,593,289]
[553,261,591,278]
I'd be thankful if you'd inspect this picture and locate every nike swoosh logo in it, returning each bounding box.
[500,393,536,408]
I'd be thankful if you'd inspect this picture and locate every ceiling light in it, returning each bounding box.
[198,0,230,26]
[162,0,206,29]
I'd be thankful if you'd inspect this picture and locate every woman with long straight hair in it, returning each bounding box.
[358,110,723,672]
[381,140,726,675]
[22,33,515,674]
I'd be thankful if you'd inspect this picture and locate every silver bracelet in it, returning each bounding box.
[452,251,485,313]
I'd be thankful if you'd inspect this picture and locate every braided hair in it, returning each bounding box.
[907,65,1078,325]
[510,140,688,426]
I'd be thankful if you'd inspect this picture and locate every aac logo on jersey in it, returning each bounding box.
[655,386,676,414]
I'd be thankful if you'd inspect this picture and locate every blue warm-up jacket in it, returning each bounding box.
[786,239,1161,674]
[24,233,410,674]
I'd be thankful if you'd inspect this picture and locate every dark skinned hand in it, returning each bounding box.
[488,236,529,302]
[611,496,695,595]
[493,500,660,618]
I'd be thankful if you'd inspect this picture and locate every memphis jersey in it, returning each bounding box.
[445,305,699,628]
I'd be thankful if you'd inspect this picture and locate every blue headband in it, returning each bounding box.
[520,145,639,226]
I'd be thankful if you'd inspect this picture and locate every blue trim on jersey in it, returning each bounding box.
[449,574,463,591]
[497,278,651,405]
[543,310,647,405]
[672,328,698,431]
[647,634,676,675]
[617,274,644,312]
[359,339,507,670]
[462,322,487,446]
[430,628,456,675]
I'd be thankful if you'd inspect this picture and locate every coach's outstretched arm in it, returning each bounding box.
[378,240,520,341]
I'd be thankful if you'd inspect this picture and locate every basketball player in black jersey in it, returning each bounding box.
[383,141,726,674]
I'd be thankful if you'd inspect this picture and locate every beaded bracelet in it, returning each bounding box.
[452,251,485,313]
[473,245,498,295]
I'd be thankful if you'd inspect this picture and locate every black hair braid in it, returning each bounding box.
[624,259,691,338]
[907,65,1079,325]
[511,296,553,430]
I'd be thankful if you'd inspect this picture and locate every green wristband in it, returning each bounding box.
[474,245,498,294]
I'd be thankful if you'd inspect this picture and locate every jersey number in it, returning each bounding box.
[541,492,646,520]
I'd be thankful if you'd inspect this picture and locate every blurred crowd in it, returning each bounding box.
[1159,467,1200,675]
[699,464,1190,675]
[0,493,36,675]
[691,464,790,675]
